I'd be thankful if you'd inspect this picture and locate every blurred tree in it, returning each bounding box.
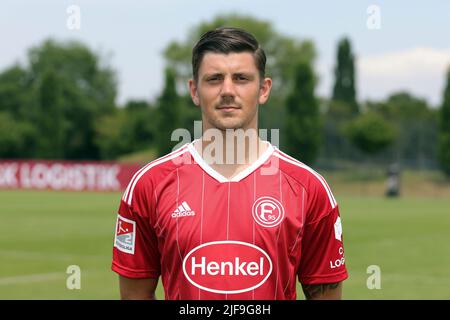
[155,67,181,156]
[321,99,359,165]
[366,92,438,168]
[371,92,429,119]
[0,39,118,159]
[332,37,358,115]
[319,38,359,167]
[0,65,38,158]
[0,65,33,120]
[344,112,396,155]
[438,68,450,177]
[95,100,157,159]
[285,62,320,165]
[0,112,36,158]
[36,70,65,158]
[27,39,117,159]
[123,100,157,152]
[94,109,130,159]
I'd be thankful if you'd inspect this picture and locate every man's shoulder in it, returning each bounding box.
[138,144,191,179]
[121,144,191,205]
[273,148,325,184]
[273,148,337,209]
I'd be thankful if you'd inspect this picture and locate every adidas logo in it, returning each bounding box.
[171,201,196,218]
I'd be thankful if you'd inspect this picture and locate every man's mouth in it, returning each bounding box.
[217,105,241,112]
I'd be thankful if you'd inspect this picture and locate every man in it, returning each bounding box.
[112,27,348,300]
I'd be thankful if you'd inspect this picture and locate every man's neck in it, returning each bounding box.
[194,130,268,180]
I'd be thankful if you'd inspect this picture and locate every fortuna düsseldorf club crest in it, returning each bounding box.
[252,196,285,228]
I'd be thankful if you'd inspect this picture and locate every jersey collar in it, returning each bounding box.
[187,139,274,183]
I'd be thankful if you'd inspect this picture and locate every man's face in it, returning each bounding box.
[189,52,272,131]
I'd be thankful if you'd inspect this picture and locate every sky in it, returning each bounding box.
[1,0,450,107]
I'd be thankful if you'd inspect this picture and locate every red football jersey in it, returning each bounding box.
[112,141,348,300]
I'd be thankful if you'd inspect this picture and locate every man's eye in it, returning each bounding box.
[236,76,249,81]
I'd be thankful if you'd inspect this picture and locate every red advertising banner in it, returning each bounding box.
[0,160,142,192]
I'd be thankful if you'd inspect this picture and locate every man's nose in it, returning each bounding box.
[220,76,236,97]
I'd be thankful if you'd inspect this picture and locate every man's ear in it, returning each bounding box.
[258,77,272,105]
[188,79,200,106]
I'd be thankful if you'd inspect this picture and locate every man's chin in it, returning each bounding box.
[215,122,246,131]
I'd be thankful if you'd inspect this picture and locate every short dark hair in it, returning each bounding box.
[192,27,266,82]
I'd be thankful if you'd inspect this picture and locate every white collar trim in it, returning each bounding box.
[187,139,274,183]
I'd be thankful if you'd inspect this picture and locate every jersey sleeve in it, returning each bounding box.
[111,178,161,279]
[297,176,348,285]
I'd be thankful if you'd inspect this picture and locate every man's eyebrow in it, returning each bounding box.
[201,71,257,80]
[202,72,224,79]
[234,72,255,78]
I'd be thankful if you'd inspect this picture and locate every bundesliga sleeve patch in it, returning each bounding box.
[114,215,136,254]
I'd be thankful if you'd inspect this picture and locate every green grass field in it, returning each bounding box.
[0,189,449,299]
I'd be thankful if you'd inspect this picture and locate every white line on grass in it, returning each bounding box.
[0,250,109,261]
[0,272,66,285]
